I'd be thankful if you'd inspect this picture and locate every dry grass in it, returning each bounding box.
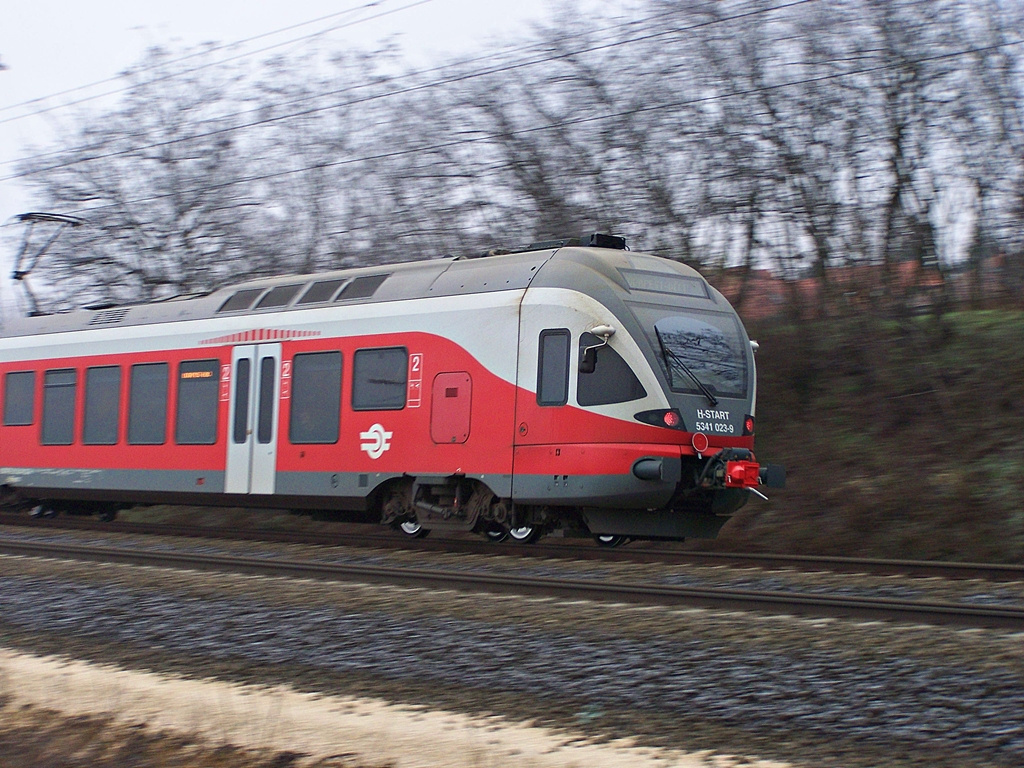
[721,310,1024,561]
[0,696,368,768]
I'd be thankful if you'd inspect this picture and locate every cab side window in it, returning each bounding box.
[577,332,647,406]
[537,329,570,406]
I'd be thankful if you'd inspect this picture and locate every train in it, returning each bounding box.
[0,233,783,544]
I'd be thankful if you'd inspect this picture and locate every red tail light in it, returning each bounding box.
[743,415,755,436]
[633,409,686,430]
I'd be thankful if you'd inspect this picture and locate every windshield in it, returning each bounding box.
[632,306,748,399]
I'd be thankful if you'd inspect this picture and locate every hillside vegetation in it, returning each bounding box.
[717,311,1024,562]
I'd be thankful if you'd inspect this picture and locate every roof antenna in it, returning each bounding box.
[6,212,85,316]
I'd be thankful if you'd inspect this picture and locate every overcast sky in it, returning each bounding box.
[0,0,591,238]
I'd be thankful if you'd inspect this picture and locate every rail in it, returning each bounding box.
[1,537,1021,630]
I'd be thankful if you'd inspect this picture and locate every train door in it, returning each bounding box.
[225,343,282,494]
[430,372,472,444]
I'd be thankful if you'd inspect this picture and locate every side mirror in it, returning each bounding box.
[579,347,596,374]
[578,325,615,373]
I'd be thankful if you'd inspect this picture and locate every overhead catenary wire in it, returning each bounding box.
[1,0,824,179]
[1,0,721,131]
[0,0,433,127]
[0,1,696,171]
[0,0,393,117]
[45,34,1024,219]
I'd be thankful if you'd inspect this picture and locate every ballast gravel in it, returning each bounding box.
[0,548,1022,768]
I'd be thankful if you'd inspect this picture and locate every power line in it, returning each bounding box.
[0,1,383,116]
[3,0,822,179]
[60,34,1024,219]
[0,0,431,126]
[1,4,689,171]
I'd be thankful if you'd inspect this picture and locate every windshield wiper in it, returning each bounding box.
[655,327,719,407]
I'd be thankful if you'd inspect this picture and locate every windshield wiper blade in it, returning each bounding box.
[655,327,719,407]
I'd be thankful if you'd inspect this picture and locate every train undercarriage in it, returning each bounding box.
[0,442,781,548]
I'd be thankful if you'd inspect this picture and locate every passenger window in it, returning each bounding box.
[577,333,647,406]
[83,366,121,445]
[41,369,77,445]
[297,279,345,305]
[255,284,303,309]
[128,362,168,445]
[352,347,407,410]
[257,356,276,444]
[290,351,342,444]
[176,360,219,445]
[217,288,264,313]
[537,329,570,406]
[336,274,388,301]
[232,358,251,444]
[3,370,36,426]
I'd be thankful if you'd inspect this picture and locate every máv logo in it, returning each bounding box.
[359,423,393,459]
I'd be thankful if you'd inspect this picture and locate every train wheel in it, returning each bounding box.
[483,525,509,543]
[508,525,540,544]
[396,519,430,538]
[594,534,629,548]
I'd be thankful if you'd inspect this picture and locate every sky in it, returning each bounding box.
[0,0,579,251]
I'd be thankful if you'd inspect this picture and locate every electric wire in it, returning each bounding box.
[0,0,391,117]
[0,2,693,170]
[52,35,1024,218]
[0,0,432,127]
[2,0,823,178]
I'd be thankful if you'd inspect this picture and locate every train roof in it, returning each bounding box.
[0,237,715,338]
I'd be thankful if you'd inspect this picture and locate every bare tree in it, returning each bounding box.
[9,0,1023,316]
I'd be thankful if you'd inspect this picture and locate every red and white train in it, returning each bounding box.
[0,234,782,544]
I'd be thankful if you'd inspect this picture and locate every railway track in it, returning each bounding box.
[1,535,1022,630]
[1,510,1022,582]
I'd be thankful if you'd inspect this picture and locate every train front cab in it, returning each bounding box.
[512,248,782,541]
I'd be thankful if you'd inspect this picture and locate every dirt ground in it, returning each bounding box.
[0,648,789,768]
